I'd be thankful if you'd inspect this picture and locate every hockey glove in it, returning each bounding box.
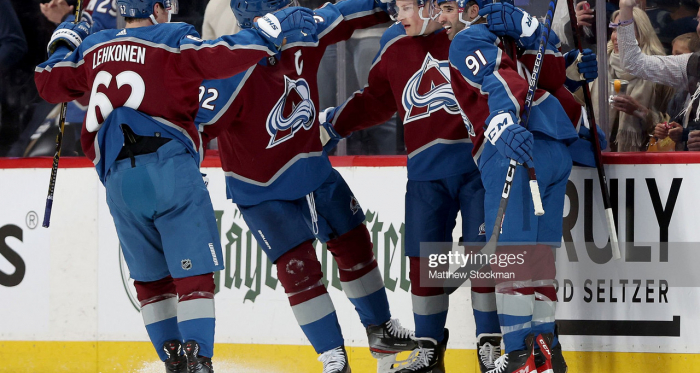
[565,49,597,82]
[319,107,342,153]
[47,20,91,56]
[485,110,533,164]
[255,7,317,49]
[578,121,607,150]
[479,2,540,48]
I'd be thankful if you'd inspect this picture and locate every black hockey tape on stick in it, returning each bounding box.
[444,0,559,294]
[566,0,620,260]
[43,0,84,228]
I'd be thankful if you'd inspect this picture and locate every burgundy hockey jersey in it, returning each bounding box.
[330,24,476,181]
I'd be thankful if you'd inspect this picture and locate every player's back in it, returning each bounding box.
[199,38,330,206]
[81,23,206,135]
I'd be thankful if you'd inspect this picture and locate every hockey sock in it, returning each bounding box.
[173,273,216,358]
[277,240,344,354]
[327,224,391,328]
[134,275,181,361]
[409,256,448,342]
[531,245,558,348]
[471,265,500,336]
[493,246,535,353]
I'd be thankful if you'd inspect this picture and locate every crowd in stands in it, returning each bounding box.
[1,0,699,156]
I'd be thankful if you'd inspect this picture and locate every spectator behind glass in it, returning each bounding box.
[202,0,240,40]
[592,7,675,152]
[39,0,75,24]
[655,0,699,53]
[0,0,28,74]
[1,0,56,157]
[654,32,700,149]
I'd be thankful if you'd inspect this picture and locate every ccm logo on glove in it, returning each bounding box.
[485,111,514,144]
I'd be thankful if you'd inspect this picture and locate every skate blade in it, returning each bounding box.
[372,351,415,373]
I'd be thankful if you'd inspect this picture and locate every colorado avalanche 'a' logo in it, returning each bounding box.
[266,76,316,148]
[402,52,460,124]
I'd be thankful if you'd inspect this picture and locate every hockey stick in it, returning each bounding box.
[444,0,558,294]
[498,0,546,218]
[565,0,620,260]
[43,0,84,228]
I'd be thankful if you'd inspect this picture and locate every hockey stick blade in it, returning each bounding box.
[444,159,516,294]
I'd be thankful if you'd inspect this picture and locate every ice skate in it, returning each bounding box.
[534,334,567,373]
[486,335,536,373]
[477,333,502,373]
[368,318,418,372]
[183,341,214,373]
[318,346,351,373]
[163,340,187,373]
[395,329,449,373]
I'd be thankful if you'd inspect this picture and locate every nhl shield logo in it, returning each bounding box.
[181,259,192,270]
[350,196,361,215]
[266,76,316,148]
[478,222,486,236]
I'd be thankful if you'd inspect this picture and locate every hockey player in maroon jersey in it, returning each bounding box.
[317,0,503,371]
[194,0,418,371]
[34,0,316,371]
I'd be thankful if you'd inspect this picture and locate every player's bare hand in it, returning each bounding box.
[40,0,74,24]
[687,131,700,151]
[668,122,683,143]
[576,2,594,27]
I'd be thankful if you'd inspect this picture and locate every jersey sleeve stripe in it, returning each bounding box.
[369,33,404,70]
[35,58,86,73]
[198,67,257,127]
[492,70,521,115]
[317,16,343,39]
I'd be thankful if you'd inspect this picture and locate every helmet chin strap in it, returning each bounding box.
[419,18,429,34]
[418,7,430,34]
[459,13,480,27]
[149,10,172,24]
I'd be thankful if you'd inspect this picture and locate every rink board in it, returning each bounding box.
[1,154,699,372]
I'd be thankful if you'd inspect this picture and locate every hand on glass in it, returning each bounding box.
[576,1,594,27]
[40,0,74,24]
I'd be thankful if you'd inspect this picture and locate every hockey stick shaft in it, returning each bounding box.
[497,0,545,217]
[518,0,562,217]
[43,0,83,228]
[565,0,620,260]
[444,159,516,294]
